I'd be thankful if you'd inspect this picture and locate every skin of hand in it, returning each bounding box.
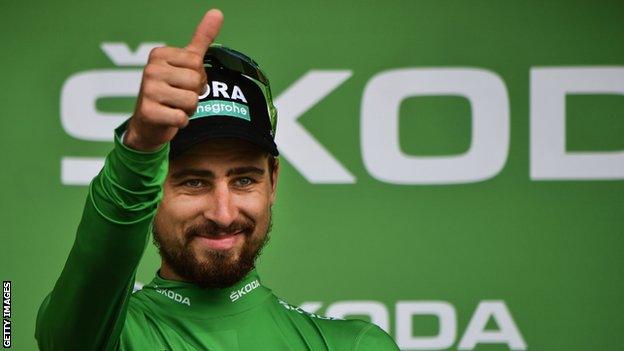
[124,9,224,152]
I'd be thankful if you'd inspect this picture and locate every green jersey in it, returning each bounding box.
[35,125,399,350]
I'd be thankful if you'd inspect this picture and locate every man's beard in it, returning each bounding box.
[152,211,272,289]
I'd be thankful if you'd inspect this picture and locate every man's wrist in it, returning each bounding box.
[111,119,169,181]
[123,128,167,153]
[115,120,168,155]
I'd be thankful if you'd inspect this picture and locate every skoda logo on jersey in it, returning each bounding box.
[156,287,191,306]
[198,80,247,103]
[230,279,260,302]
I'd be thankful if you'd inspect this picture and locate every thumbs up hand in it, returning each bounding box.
[124,9,224,152]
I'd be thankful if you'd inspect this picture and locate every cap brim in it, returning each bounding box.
[170,116,279,158]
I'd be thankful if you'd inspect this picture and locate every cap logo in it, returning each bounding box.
[191,100,250,121]
[192,80,251,121]
[198,80,247,103]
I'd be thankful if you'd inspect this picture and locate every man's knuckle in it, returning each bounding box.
[174,109,188,123]
[148,46,164,60]
[143,64,160,78]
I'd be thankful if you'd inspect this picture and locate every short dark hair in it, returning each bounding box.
[267,155,278,184]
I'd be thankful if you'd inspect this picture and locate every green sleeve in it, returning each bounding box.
[35,121,169,351]
[354,324,400,351]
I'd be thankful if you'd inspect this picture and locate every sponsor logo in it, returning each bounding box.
[230,279,260,302]
[279,299,335,321]
[192,99,250,121]
[59,42,624,185]
[156,287,191,306]
[300,300,527,350]
[198,80,247,103]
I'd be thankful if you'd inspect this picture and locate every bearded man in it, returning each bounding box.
[35,9,399,350]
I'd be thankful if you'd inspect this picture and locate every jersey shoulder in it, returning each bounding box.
[314,318,399,351]
[349,322,400,351]
[118,289,169,349]
[275,299,399,350]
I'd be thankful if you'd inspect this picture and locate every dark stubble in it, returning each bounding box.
[152,211,272,289]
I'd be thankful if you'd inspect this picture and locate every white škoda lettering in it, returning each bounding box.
[156,288,191,306]
[229,279,260,302]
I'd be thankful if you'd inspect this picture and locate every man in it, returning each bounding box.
[36,9,399,350]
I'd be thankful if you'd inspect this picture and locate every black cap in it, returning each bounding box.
[170,45,278,158]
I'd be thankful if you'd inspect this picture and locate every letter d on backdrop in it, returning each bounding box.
[531,67,624,180]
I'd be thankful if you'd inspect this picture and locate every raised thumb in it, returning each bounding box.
[185,9,224,56]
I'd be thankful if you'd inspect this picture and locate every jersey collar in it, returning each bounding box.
[140,268,272,318]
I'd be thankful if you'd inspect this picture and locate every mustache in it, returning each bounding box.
[185,218,255,238]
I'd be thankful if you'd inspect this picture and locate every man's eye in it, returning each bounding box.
[184,179,204,188]
[236,177,254,187]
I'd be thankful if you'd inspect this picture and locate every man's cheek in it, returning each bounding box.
[241,194,270,216]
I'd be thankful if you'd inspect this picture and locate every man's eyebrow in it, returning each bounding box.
[226,166,265,177]
[169,169,215,180]
[169,167,265,180]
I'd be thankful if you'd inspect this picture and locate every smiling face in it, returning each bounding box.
[152,138,279,289]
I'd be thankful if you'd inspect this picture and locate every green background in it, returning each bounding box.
[1,0,623,349]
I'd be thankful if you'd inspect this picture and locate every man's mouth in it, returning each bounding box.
[194,231,245,250]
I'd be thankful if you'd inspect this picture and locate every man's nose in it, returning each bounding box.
[203,183,237,229]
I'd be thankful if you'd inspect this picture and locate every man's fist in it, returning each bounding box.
[124,9,224,152]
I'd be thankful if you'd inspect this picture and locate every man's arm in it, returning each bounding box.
[35,10,224,350]
[35,125,169,350]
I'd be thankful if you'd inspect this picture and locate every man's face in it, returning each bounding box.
[153,138,279,289]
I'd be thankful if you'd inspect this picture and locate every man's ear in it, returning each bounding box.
[270,157,280,204]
